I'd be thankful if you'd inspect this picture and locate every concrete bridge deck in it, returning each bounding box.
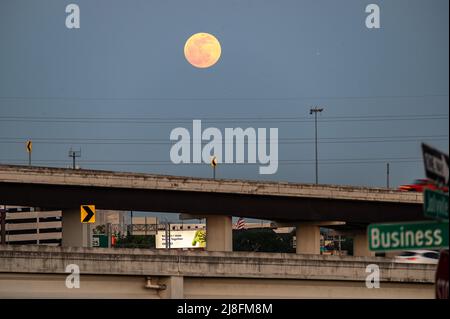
[0,165,424,225]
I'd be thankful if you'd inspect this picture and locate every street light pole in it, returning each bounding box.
[310,107,324,185]
[386,162,390,189]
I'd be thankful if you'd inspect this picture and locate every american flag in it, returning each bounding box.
[235,217,246,230]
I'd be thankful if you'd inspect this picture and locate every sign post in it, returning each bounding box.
[420,144,449,299]
[210,156,218,179]
[26,141,32,166]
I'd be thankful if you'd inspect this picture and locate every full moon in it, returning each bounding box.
[184,33,221,68]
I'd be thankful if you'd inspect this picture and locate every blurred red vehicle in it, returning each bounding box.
[398,179,449,193]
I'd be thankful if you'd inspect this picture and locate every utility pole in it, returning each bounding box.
[386,163,390,189]
[163,218,171,249]
[106,223,112,248]
[168,221,171,249]
[130,211,133,236]
[68,148,81,169]
[310,107,324,185]
[165,220,172,249]
[338,235,342,255]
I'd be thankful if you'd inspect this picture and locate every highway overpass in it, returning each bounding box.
[0,165,426,254]
[0,245,436,299]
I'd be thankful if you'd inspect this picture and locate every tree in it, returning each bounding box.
[233,228,295,253]
[115,235,155,249]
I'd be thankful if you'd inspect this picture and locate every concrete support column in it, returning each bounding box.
[296,224,321,255]
[158,276,184,299]
[62,208,89,247]
[353,232,375,257]
[206,215,232,252]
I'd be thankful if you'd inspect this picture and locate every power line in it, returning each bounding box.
[0,114,447,121]
[0,135,447,146]
[0,94,447,101]
[0,157,423,165]
[1,140,447,145]
[0,161,423,168]
[0,134,446,141]
[0,115,447,126]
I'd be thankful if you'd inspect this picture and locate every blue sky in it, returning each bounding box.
[0,1,448,220]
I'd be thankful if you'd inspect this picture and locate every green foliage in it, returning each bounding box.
[93,225,105,234]
[340,237,353,255]
[115,235,155,249]
[233,228,295,253]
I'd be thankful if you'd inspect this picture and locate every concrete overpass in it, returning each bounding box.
[0,165,425,255]
[0,245,435,299]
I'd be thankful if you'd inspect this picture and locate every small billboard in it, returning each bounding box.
[156,230,206,249]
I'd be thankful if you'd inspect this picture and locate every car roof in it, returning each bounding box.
[400,250,439,254]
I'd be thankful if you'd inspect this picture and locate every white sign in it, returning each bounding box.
[422,143,449,186]
[156,230,206,249]
[92,237,100,247]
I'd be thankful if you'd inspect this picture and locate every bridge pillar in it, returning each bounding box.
[62,208,89,247]
[353,232,375,257]
[206,215,232,252]
[158,276,184,299]
[296,224,321,254]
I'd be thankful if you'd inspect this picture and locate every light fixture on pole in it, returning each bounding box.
[310,107,324,185]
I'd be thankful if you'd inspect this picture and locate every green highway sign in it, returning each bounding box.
[92,234,108,248]
[424,189,449,220]
[368,221,449,252]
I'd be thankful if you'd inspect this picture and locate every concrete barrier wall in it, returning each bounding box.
[0,245,436,299]
[184,278,434,299]
[0,245,435,283]
[0,273,434,299]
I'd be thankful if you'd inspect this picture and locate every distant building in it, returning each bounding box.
[1,206,62,246]
[166,223,206,231]
[92,209,129,235]
[94,210,128,226]
[1,207,130,245]
[129,216,158,235]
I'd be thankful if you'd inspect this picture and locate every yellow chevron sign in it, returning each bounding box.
[80,205,96,223]
[26,141,32,153]
[210,156,218,167]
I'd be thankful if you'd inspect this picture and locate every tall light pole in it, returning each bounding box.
[310,107,324,185]
[386,163,390,189]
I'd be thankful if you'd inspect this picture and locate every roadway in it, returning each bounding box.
[0,164,425,227]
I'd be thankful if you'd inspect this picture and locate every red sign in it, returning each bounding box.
[436,249,449,299]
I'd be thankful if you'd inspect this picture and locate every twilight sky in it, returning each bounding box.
[0,0,448,195]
